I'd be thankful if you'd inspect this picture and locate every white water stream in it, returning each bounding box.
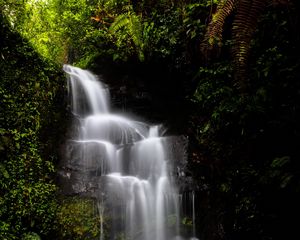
[63,65,198,240]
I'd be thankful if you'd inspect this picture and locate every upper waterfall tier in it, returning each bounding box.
[64,64,110,115]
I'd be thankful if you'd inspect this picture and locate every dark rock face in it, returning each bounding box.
[89,61,191,133]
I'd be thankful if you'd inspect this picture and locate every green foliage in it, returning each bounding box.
[2,0,100,65]
[22,232,41,240]
[0,13,64,238]
[2,0,211,68]
[109,7,145,61]
[56,197,104,240]
[181,217,193,227]
[189,2,300,239]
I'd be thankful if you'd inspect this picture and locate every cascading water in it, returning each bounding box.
[62,65,198,240]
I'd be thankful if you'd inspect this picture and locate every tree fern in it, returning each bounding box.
[201,0,283,92]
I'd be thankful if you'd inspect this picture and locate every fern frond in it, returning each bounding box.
[200,0,290,92]
[109,13,130,33]
[201,0,235,52]
[232,0,267,91]
[109,10,145,61]
[129,14,143,49]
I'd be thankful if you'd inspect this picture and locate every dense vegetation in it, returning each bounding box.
[0,11,64,239]
[1,0,299,239]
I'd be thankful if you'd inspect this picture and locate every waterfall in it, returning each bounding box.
[63,65,198,240]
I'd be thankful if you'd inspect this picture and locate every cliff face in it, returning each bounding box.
[87,59,190,131]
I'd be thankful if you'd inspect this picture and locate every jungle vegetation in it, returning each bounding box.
[1,0,299,239]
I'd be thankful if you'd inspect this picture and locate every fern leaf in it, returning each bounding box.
[232,0,267,91]
[201,0,236,52]
[129,14,142,48]
[109,13,130,33]
[109,10,145,61]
